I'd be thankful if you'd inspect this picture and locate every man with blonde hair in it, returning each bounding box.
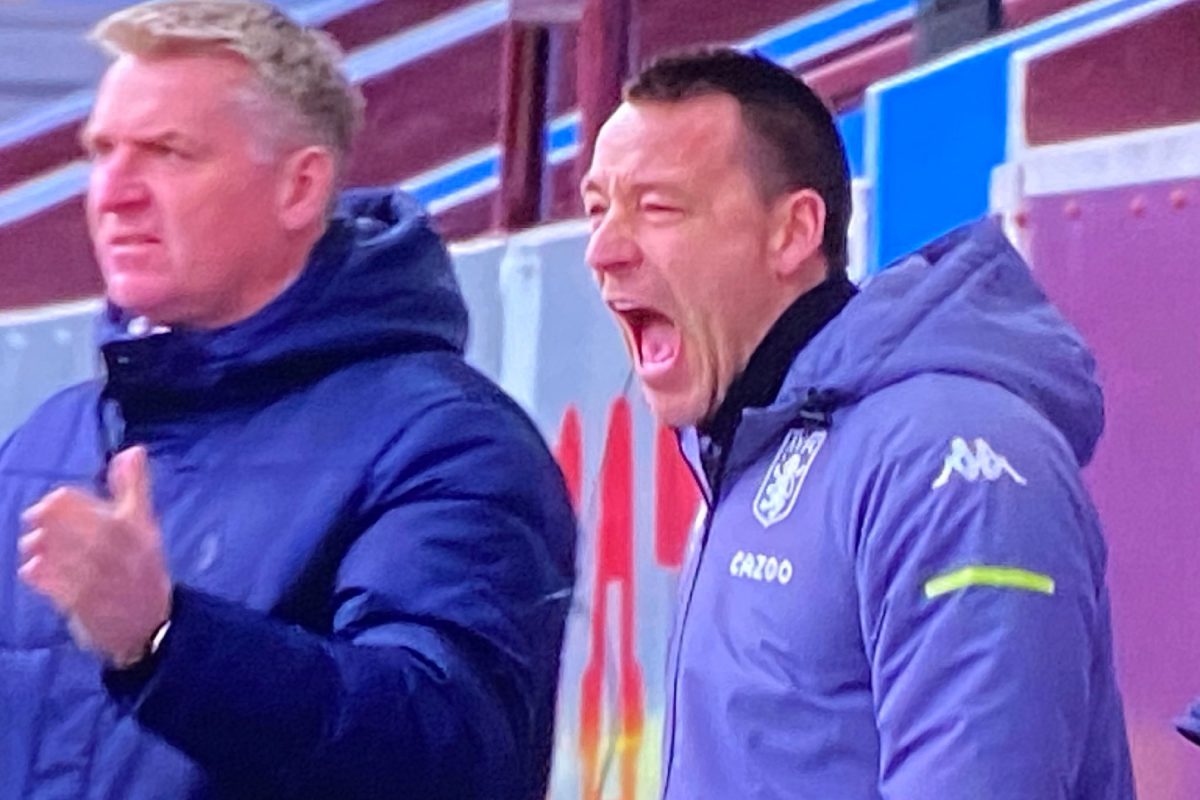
[0,3,576,798]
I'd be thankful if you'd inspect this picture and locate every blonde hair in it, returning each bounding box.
[92,0,364,166]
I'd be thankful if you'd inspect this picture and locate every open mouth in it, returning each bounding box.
[611,303,681,375]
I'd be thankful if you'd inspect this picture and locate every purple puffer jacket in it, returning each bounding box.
[662,220,1134,800]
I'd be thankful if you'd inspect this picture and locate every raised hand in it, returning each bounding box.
[19,446,172,668]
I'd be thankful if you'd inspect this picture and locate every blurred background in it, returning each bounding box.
[0,0,1196,796]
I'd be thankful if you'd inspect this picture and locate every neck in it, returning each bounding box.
[224,222,329,328]
[700,273,857,438]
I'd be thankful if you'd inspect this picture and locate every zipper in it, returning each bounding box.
[661,434,717,797]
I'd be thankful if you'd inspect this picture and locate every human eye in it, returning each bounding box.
[146,139,192,162]
[82,135,112,161]
[583,196,609,225]
[640,197,684,219]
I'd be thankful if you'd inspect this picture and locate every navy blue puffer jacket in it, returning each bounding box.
[0,189,576,800]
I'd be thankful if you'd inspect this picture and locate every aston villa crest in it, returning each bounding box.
[752,429,827,528]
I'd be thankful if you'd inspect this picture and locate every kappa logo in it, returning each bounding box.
[931,437,1027,490]
[752,429,827,528]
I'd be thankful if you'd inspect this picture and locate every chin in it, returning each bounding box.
[644,388,705,430]
[105,290,172,324]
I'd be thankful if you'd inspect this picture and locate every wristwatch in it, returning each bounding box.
[113,612,173,671]
[147,616,173,657]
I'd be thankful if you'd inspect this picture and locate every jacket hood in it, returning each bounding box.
[779,219,1104,466]
[98,188,467,406]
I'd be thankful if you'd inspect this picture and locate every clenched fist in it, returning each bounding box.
[19,446,172,668]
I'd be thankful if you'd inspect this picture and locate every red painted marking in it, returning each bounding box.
[654,425,700,569]
[578,398,644,799]
[555,405,584,511]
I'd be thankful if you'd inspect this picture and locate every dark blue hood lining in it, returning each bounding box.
[97,188,468,411]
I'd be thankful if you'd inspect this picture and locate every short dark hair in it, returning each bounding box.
[625,48,851,276]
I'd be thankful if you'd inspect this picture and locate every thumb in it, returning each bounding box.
[108,446,153,521]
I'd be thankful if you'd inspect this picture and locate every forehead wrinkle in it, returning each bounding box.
[91,53,254,124]
[586,96,755,210]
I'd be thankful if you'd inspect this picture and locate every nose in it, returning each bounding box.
[88,146,151,217]
[585,210,642,276]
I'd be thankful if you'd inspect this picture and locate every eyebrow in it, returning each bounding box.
[79,128,192,151]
